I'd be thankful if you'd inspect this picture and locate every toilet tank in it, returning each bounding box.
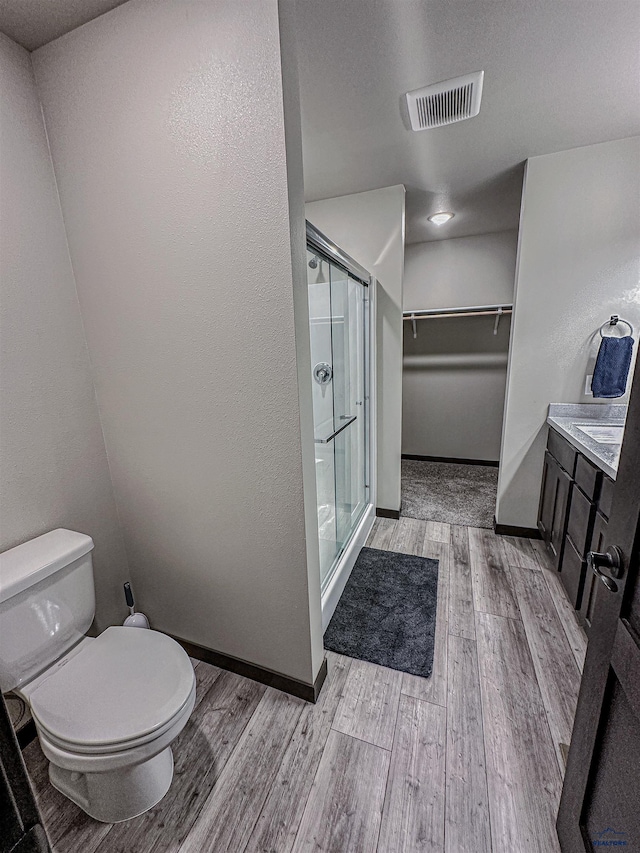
[0,529,95,693]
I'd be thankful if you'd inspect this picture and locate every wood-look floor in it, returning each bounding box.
[23,519,587,853]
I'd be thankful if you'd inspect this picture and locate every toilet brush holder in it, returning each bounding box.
[124,612,150,629]
[123,582,150,629]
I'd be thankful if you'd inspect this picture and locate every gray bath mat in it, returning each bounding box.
[401,458,498,528]
[324,547,439,678]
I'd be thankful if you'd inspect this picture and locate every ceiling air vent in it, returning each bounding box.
[406,70,484,131]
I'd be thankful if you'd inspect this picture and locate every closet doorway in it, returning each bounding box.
[401,303,512,529]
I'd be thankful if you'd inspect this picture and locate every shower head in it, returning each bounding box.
[308,256,318,269]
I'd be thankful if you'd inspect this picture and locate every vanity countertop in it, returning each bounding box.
[546,403,627,480]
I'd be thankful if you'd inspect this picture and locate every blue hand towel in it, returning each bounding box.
[591,335,634,398]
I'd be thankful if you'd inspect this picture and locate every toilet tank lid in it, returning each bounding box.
[0,529,94,605]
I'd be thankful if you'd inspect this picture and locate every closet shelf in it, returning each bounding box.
[402,303,513,320]
[403,304,513,338]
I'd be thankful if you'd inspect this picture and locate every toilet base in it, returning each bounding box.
[49,746,174,823]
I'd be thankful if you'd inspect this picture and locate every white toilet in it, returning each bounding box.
[0,529,196,823]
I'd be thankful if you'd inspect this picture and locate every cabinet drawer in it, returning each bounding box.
[561,534,587,610]
[574,454,601,501]
[566,484,596,556]
[548,428,577,476]
[599,475,615,519]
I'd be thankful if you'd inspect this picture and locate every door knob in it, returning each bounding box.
[587,546,623,592]
[591,565,618,592]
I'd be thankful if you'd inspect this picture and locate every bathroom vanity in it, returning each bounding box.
[537,404,625,632]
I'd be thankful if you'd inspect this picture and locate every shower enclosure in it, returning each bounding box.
[306,222,376,630]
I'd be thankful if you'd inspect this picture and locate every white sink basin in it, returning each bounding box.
[575,423,625,444]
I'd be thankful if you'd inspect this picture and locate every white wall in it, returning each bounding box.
[33,0,323,685]
[497,136,640,528]
[403,317,512,461]
[404,232,517,312]
[306,185,406,512]
[0,33,130,629]
[402,232,517,460]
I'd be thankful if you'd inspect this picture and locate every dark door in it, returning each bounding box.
[0,693,50,853]
[557,367,640,850]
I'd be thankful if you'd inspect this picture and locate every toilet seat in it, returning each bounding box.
[36,686,195,755]
[29,626,195,754]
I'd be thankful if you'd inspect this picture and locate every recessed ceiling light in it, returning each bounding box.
[428,212,454,225]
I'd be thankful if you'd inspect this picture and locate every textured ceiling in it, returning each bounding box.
[2,0,638,243]
[294,0,640,243]
[0,0,127,51]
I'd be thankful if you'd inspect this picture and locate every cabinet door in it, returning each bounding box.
[566,483,596,556]
[551,466,572,569]
[538,452,572,568]
[538,451,556,544]
[562,533,587,609]
[578,511,608,632]
[599,475,615,519]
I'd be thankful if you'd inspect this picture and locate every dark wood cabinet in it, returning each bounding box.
[538,450,572,568]
[563,482,597,610]
[578,511,608,631]
[561,534,586,611]
[566,484,596,556]
[547,429,577,477]
[537,426,615,622]
[599,475,615,518]
[574,454,600,500]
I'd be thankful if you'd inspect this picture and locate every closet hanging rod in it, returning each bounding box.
[402,303,513,320]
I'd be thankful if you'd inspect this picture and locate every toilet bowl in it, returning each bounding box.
[0,530,196,823]
[19,626,196,823]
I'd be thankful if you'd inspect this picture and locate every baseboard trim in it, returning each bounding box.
[172,635,328,703]
[493,518,541,539]
[402,454,499,467]
[376,507,400,519]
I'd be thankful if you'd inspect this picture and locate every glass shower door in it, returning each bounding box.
[331,271,367,557]
[307,251,368,590]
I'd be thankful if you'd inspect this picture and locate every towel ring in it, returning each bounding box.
[599,315,634,338]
